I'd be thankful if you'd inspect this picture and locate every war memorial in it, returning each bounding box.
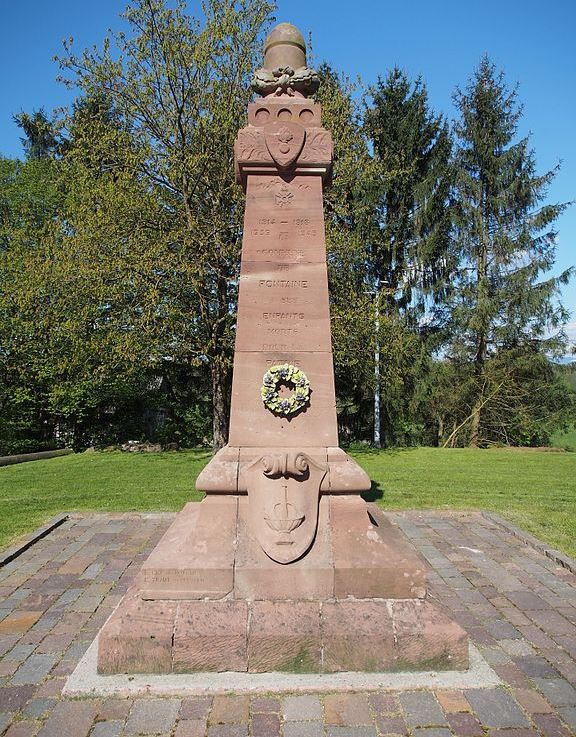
[97,23,467,676]
[1,17,575,737]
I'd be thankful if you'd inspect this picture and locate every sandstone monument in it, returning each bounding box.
[98,22,468,674]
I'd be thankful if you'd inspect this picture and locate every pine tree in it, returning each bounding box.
[364,68,453,318]
[450,56,572,446]
[362,69,453,445]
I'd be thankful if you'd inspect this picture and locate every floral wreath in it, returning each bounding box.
[261,364,310,415]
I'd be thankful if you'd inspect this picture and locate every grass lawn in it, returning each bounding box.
[0,447,574,557]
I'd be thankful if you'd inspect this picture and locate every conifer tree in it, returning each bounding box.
[364,68,453,318]
[450,56,572,446]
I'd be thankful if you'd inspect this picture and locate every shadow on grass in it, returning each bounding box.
[361,479,383,503]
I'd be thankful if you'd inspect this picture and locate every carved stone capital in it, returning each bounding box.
[235,122,333,187]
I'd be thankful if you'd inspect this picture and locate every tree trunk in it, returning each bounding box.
[211,362,230,450]
[469,186,489,448]
[436,415,444,447]
[468,401,481,448]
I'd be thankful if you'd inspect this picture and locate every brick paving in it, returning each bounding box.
[0,511,575,736]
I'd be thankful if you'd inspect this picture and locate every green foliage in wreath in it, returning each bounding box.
[261,364,311,415]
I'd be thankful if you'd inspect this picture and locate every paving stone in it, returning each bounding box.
[486,730,540,737]
[435,690,470,713]
[251,711,280,736]
[0,713,14,734]
[446,712,483,736]
[175,720,206,737]
[250,696,280,713]
[125,698,181,735]
[514,655,560,678]
[478,646,512,666]
[532,678,576,707]
[527,610,574,636]
[180,697,212,720]
[399,692,446,728]
[506,592,550,610]
[283,695,322,721]
[4,721,40,737]
[34,678,64,698]
[411,730,452,737]
[484,619,522,640]
[499,639,536,657]
[367,693,398,714]
[0,662,18,677]
[492,663,531,688]
[326,728,377,737]
[512,688,554,714]
[532,712,573,737]
[557,706,576,732]
[38,700,98,737]
[209,696,249,725]
[0,685,36,711]
[23,697,56,718]
[374,714,408,735]
[10,654,58,685]
[465,688,530,728]
[90,722,123,737]
[0,612,43,634]
[5,645,36,665]
[96,698,132,721]
[207,727,248,737]
[324,694,372,725]
[283,721,325,737]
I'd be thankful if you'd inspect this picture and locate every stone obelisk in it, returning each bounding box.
[97,23,468,674]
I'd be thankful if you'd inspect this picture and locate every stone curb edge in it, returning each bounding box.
[0,514,69,568]
[482,511,576,575]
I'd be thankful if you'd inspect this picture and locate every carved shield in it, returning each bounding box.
[242,452,326,564]
[264,121,306,169]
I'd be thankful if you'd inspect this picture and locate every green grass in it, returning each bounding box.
[355,446,576,557]
[0,450,207,549]
[550,426,576,452]
[0,446,574,558]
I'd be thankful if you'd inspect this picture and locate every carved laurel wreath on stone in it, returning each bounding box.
[261,364,310,415]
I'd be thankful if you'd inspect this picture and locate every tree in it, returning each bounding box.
[450,56,573,446]
[55,0,275,447]
[316,65,423,445]
[358,69,454,445]
[0,116,65,452]
[13,109,61,160]
[364,68,454,318]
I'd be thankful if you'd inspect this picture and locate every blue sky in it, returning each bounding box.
[1,0,574,340]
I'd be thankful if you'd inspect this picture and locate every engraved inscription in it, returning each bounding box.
[263,312,305,320]
[265,356,298,366]
[267,327,299,335]
[258,279,309,288]
[143,569,213,585]
[255,248,304,259]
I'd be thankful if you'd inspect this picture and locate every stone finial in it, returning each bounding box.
[252,22,320,98]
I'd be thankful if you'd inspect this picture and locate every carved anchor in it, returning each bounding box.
[262,454,307,545]
[243,451,327,564]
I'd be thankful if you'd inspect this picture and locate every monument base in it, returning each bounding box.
[96,496,468,674]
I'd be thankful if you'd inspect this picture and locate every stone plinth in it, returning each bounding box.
[97,500,468,674]
[99,591,468,675]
